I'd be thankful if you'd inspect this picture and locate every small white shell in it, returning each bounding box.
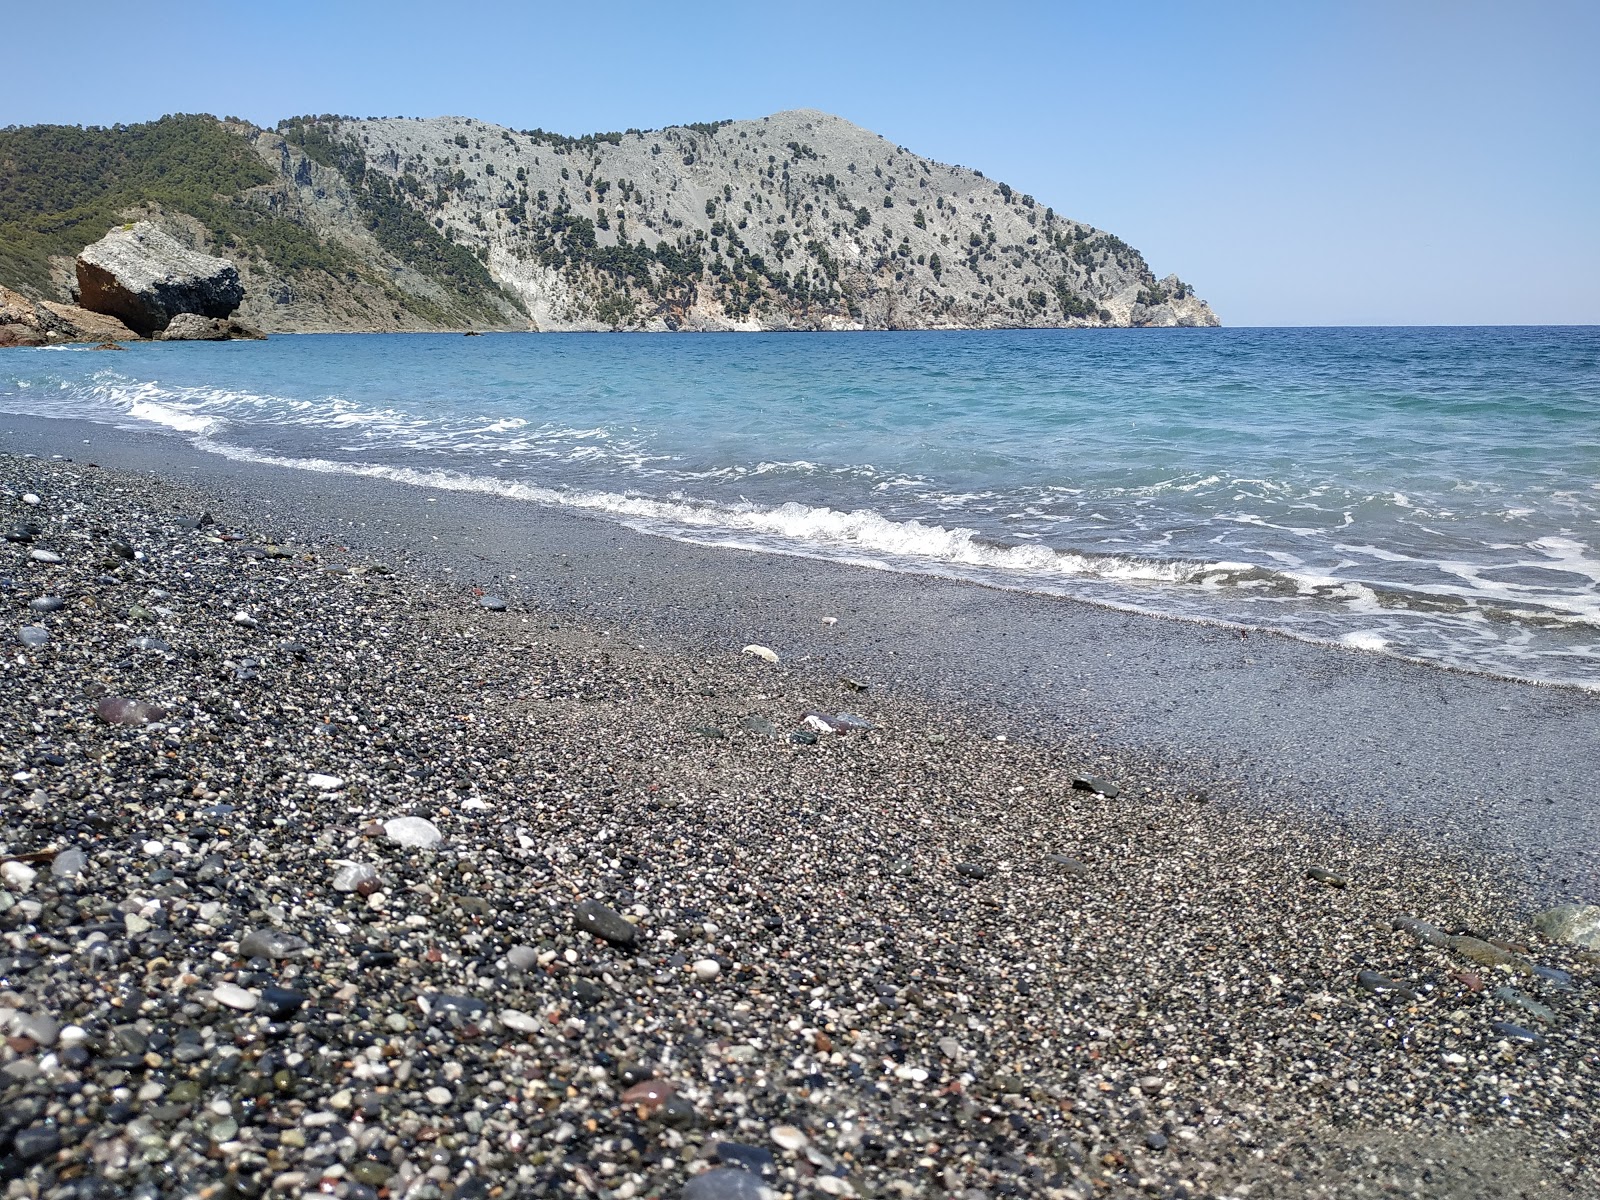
[741,644,779,664]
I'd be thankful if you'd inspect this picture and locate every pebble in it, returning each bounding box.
[955,863,990,880]
[499,1008,541,1033]
[1357,969,1418,1000]
[739,715,780,737]
[715,1142,777,1177]
[682,1168,767,1200]
[28,596,64,612]
[1533,903,1600,949]
[1490,1020,1547,1045]
[14,1013,58,1047]
[1305,866,1348,888]
[95,696,167,726]
[306,772,345,791]
[693,958,722,981]
[1072,775,1120,798]
[212,983,259,1011]
[332,863,379,892]
[22,493,40,505]
[1045,853,1089,875]
[233,610,259,627]
[28,549,61,564]
[621,1079,677,1112]
[239,929,310,959]
[1,862,36,891]
[260,986,309,1020]
[382,816,443,848]
[50,846,87,879]
[574,897,638,946]
[479,595,508,610]
[1495,986,1557,1025]
[741,644,780,664]
[16,626,49,648]
[769,1125,808,1152]
[425,1086,453,1105]
[12,1127,58,1162]
[1392,915,1454,948]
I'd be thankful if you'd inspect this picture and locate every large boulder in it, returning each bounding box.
[75,222,244,337]
[0,284,75,347]
[157,313,266,341]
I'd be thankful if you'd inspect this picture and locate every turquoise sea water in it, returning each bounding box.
[4,327,1598,686]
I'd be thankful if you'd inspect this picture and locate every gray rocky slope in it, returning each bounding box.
[253,111,1218,333]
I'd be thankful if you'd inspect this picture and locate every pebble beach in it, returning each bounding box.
[2,447,1598,1200]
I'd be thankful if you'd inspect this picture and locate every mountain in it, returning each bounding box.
[0,111,1219,333]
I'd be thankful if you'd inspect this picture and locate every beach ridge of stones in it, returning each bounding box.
[0,456,1596,1200]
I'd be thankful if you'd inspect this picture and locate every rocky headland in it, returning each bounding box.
[0,112,1219,336]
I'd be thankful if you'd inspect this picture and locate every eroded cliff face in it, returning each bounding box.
[276,110,1217,332]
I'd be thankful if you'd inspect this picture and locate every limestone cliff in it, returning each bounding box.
[0,111,1219,333]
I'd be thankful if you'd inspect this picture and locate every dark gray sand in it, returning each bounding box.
[1,428,1598,1198]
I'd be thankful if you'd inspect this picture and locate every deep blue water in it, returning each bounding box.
[4,327,1598,686]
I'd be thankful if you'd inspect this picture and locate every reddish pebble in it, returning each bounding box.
[1451,969,1485,992]
[621,1079,676,1111]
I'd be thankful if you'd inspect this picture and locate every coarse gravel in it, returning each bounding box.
[0,453,1596,1200]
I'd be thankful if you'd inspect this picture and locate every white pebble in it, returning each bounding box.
[741,643,779,664]
[425,1086,453,1105]
[331,863,378,892]
[0,862,36,892]
[306,773,344,791]
[233,611,258,627]
[57,1025,87,1046]
[770,1124,809,1151]
[28,550,61,564]
[692,959,721,982]
[22,494,40,506]
[212,983,259,1011]
[142,840,164,856]
[499,1009,541,1034]
[383,816,443,849]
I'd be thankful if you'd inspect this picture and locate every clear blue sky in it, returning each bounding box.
[4,1,1596,325]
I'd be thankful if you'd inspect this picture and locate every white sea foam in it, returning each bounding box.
[1341,631,1390,652]
[192,439,1238,587]
[127,401,226,436]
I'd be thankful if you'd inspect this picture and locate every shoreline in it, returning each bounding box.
[6,412,1599,900]
[1,440,1597,1197]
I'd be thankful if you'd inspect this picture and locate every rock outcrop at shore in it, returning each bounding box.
[155,312,266,341]
[0,283,137,347]
[75,222,245,336]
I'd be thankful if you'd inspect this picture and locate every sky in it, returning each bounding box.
[3,1,1596,326]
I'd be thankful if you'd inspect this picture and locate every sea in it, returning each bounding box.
[4,327,1598,688]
